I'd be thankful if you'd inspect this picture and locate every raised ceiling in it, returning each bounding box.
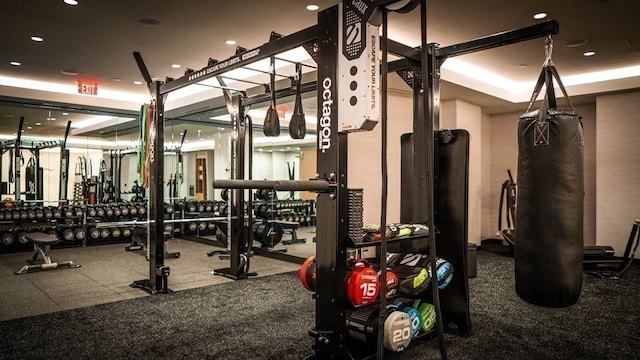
[0,0,638,141]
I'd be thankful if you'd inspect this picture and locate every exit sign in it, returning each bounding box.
[77,81,98,95]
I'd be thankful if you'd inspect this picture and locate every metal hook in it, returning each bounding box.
[544,34,554,66]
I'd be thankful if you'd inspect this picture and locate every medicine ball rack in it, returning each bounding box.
[130,0,559,357]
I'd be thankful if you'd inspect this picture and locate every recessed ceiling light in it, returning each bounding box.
[133,80,143,85]
[565,39,588,48]
[10,61,21,66]
[64,0,78,5]
[113,77,121,81]
[533,12,547,20]
[27,126,33,130]
[35,122,42,126]
[583,51,596,56]
[306,4,319,11]
[60,69,79,76]
[136,17,162,26]
[225,40,236,45]
[171,64,181,68]
[62,112,69,116]
[47,117,56,121]
[31,35,44,42]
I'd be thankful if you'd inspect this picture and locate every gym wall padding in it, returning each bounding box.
[515,73,585,307]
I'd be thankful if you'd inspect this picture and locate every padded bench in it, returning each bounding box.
[278,221,306,245]
[15,232,81,275]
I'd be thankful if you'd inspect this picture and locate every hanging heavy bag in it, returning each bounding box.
[288,62,306,139]
[263,56,280,137]
[515,37,584,307]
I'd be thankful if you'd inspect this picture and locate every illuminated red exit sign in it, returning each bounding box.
[77,81,98,95]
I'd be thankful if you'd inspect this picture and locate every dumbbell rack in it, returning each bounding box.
[0,204,84,252]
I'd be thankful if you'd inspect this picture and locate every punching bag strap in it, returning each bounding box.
[525,36,575,114]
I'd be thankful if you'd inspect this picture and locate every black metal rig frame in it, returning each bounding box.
[0,117,72,204]
[133,4,558,359]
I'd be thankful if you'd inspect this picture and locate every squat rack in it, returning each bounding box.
[0,117,72,204]
[133,1,558,358]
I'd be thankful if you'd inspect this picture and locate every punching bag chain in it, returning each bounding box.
[544,35,554,67]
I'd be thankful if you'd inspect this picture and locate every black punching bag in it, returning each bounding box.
[515,62,584,307]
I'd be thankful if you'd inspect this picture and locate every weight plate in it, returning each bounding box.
[100,229,110,238]
[1,232,15,245]
[89,228,100,239]
[74,228,86,240]
[62,228,75,241]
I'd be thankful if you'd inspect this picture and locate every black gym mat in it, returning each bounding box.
[1,249,638,360]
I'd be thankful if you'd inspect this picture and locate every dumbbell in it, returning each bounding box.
[96,206,106,217]
[88,226,101,240]
[122,228,132,238]
[129,205,138,215]
[165,203,174,214]
[205,201,213,212]
[60,227,75,241]
[121,205,129,216]
[187,202,197,213]
[27,209,36,220]
[187,221,198,232]
[100,228,110,239]
[113,206,122,217]
[74,207,83,218]
[1,231,15,246]
[74,227,86,241]
[20,210,28,220]
[88,206,98,217]
[198,221,207,231]
[164,223,174,234]
[198,202,205,213]
[16,229,28,245]
[105,206,114,217]
[111,227,122,238]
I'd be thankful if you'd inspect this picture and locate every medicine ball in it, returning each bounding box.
[345,259,380,306]
[298,255,317,292]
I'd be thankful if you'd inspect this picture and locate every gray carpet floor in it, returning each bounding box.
[0,245,638,360]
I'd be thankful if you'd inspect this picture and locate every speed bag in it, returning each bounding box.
[515,107,584,307]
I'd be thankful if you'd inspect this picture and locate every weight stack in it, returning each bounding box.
[515,91,584,307]
[348,189,364,244]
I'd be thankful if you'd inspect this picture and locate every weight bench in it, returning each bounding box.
[278,221,306,245]
[15,232,81,275]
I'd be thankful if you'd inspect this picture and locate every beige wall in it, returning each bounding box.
[440,99,483,244]
[341,86,636,255]
[300,147,317,201]
[348,89,413,225]
[348,93,484,245]
[596,91,640,253]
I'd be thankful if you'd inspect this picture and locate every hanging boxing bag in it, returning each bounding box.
[515,40,584,307]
